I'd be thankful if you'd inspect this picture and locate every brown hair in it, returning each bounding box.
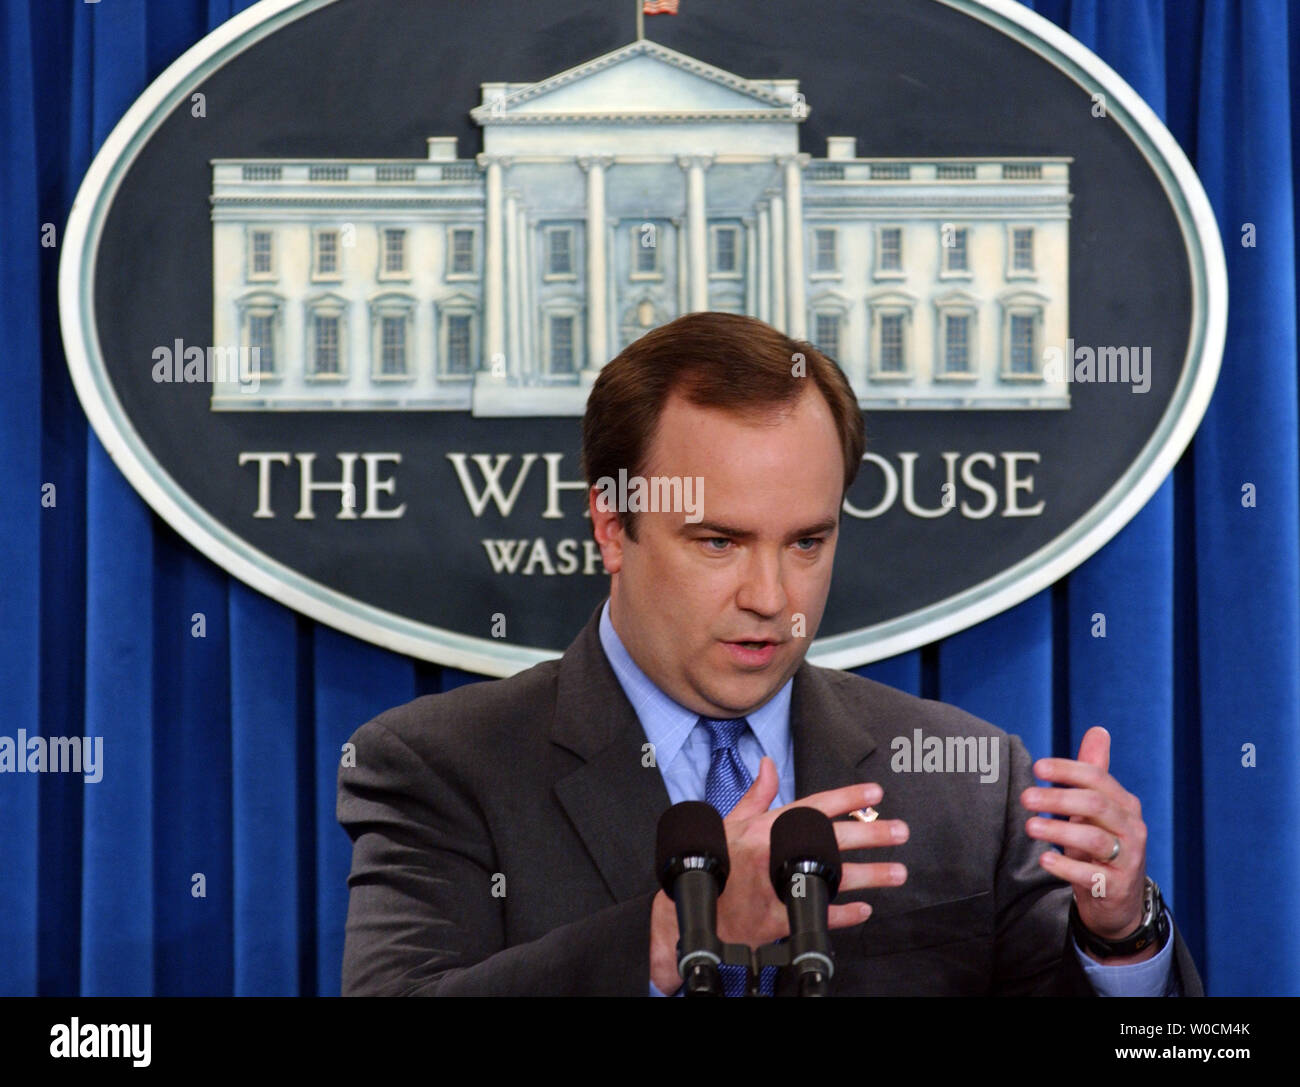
[581,311,865,540]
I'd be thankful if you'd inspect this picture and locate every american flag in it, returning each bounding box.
[643,0,680,13]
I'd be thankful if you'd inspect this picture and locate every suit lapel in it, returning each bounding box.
[789,663,887,972]
[790,662,879,798]
[550,603,671,901]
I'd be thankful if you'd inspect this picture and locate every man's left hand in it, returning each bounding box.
[1019,726,1154,963]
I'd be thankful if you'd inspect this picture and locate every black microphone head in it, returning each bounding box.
[655,801,730,897]
[769,806,842,900]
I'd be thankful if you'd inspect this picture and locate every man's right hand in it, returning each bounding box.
[649,758,909,994]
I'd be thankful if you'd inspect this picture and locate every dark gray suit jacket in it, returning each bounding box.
[338,603,1203,996]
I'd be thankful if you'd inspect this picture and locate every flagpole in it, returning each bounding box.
[636,0,644,41]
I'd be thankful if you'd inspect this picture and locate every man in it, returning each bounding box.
[338,312,1202,996]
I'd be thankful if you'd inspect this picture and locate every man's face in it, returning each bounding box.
[592,384,845,718]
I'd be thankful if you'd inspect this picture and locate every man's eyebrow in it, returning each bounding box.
[682,518,839,539]
[682,520,753,538]
[791,518,839,538]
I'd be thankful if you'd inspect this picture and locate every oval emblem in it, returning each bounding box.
[61,0,1226,675]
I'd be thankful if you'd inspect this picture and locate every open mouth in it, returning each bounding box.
[723,639,780,668]
[725,638,781,654]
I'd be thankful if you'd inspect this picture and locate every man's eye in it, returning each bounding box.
[703,537,731,551]
[795,538,823,551]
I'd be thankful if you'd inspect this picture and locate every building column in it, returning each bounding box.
[504,189,521,380]
[757,201,770,324]
[606,216,618,358]
[744,217,757,317]
[579,155,612,376]
[766,186,786,332]
[520,206,535,380]
[671,216,687,316]
[679,154,712,312]
[477,153,508,368]
[782,153,809,339]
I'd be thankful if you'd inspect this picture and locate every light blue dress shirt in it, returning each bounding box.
[597,599,1177,997]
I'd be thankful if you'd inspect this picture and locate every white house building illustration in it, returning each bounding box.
[210,38,1071,413]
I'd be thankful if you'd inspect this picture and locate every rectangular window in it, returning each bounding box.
[316,231,338,276]
[714,227,737,273]
[381,315,406,374]
[451,229,475,275]
[548,229,573,276]
[1010,314,1036,373]
[815,229,837,273]
[550,315,575,374]
[815,313,840,359]
[946,228,968,272]
[635,232,658,274]
[944,314,970,373]
[880,314,905,372]
[248,314,275,373]
[251,231,273,275]
[383,229,406,275]
[447,314,472,374]
[314,315,339,374]
[1013,228,1034,272]
[879,228,902,272]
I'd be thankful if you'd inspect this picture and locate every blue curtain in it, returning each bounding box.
[1,0,1296,997]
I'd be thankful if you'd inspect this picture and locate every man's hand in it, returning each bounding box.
[1019,725,1154,964]
[650,758,908,994]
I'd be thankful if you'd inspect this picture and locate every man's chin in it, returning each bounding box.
[693,667,793,717]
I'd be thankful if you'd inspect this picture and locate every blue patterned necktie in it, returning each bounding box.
[699,715,778,997]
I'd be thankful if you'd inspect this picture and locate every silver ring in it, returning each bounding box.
[1104,836,1121,863]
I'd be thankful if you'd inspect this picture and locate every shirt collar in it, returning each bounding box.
[598,598,793,773]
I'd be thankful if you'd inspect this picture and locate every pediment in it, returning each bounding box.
[472,40,800,123]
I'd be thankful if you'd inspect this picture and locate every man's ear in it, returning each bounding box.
[589,484,627,574]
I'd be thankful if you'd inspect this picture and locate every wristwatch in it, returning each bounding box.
[1069,876,1170,959]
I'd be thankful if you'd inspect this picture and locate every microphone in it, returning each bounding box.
[769,806,842,997]
[655,801,730,996]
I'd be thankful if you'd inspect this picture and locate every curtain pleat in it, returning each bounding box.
[939,595,1056,761]
[1061,0,1180,927]
[1,0,1296,997]
[0,0,43,999]
[310,629,416,995]
[229,583,305,995]
[1191,0,1300,997]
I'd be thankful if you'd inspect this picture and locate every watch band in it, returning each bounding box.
[1070,876,1170,959]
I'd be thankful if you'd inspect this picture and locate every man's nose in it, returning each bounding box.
[735,548,787,618]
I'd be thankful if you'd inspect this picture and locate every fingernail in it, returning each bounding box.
[861,903,872,919]
[890,822,907,842]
